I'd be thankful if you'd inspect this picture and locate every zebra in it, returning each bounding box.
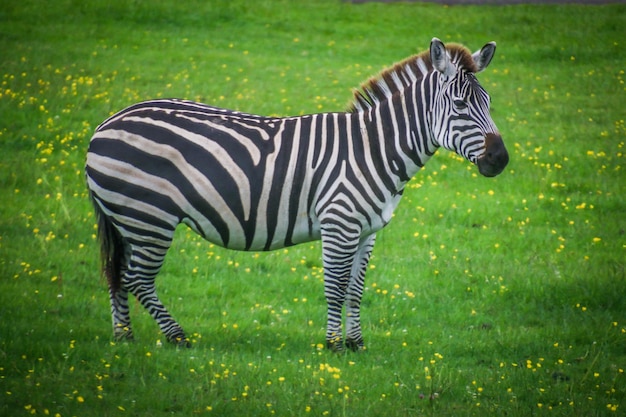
[86,38,509,351]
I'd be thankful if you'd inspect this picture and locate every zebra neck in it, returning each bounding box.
[354,92,437,190]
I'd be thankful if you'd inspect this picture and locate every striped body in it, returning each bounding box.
[86,39,509,350]
[88,102,413,252]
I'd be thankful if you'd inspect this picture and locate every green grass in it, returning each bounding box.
[1,0,625,415]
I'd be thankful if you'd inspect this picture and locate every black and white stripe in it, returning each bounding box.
[86,38,508,350]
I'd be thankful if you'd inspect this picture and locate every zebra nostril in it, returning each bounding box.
[488,147,505,163]
[494,144,509,166]
[486,135,508,160]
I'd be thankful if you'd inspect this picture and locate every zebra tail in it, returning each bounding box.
[90,193,124,293]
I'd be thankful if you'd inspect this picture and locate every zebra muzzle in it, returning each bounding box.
[477,133,509,177]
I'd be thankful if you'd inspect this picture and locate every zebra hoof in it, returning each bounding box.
[170,336,191,348]
[166,332,191,348]
[113,327,134,343]
[177,338,192,348]
[346,338,365,352]
[326,339,345,353]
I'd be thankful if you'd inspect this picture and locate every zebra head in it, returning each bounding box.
[429,38,509,177]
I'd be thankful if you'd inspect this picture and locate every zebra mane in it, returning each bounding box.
[348,44,478,113]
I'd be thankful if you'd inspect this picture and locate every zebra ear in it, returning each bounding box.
[472,41,497,73]
[430,38,456,77]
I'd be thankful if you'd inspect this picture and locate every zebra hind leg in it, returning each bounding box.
[123,244,190,347]
[96,208,135,342]
[110,285,134,341]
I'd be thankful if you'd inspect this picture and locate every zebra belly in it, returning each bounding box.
[183,208,323,252]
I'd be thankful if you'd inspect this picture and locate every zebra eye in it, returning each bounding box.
[454,99,468,109]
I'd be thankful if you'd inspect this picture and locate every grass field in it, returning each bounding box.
[1,0,625,415]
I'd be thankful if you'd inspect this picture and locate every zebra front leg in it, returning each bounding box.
[321,225,361,352]
[345,234,376,351]
[324,279,348,352]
